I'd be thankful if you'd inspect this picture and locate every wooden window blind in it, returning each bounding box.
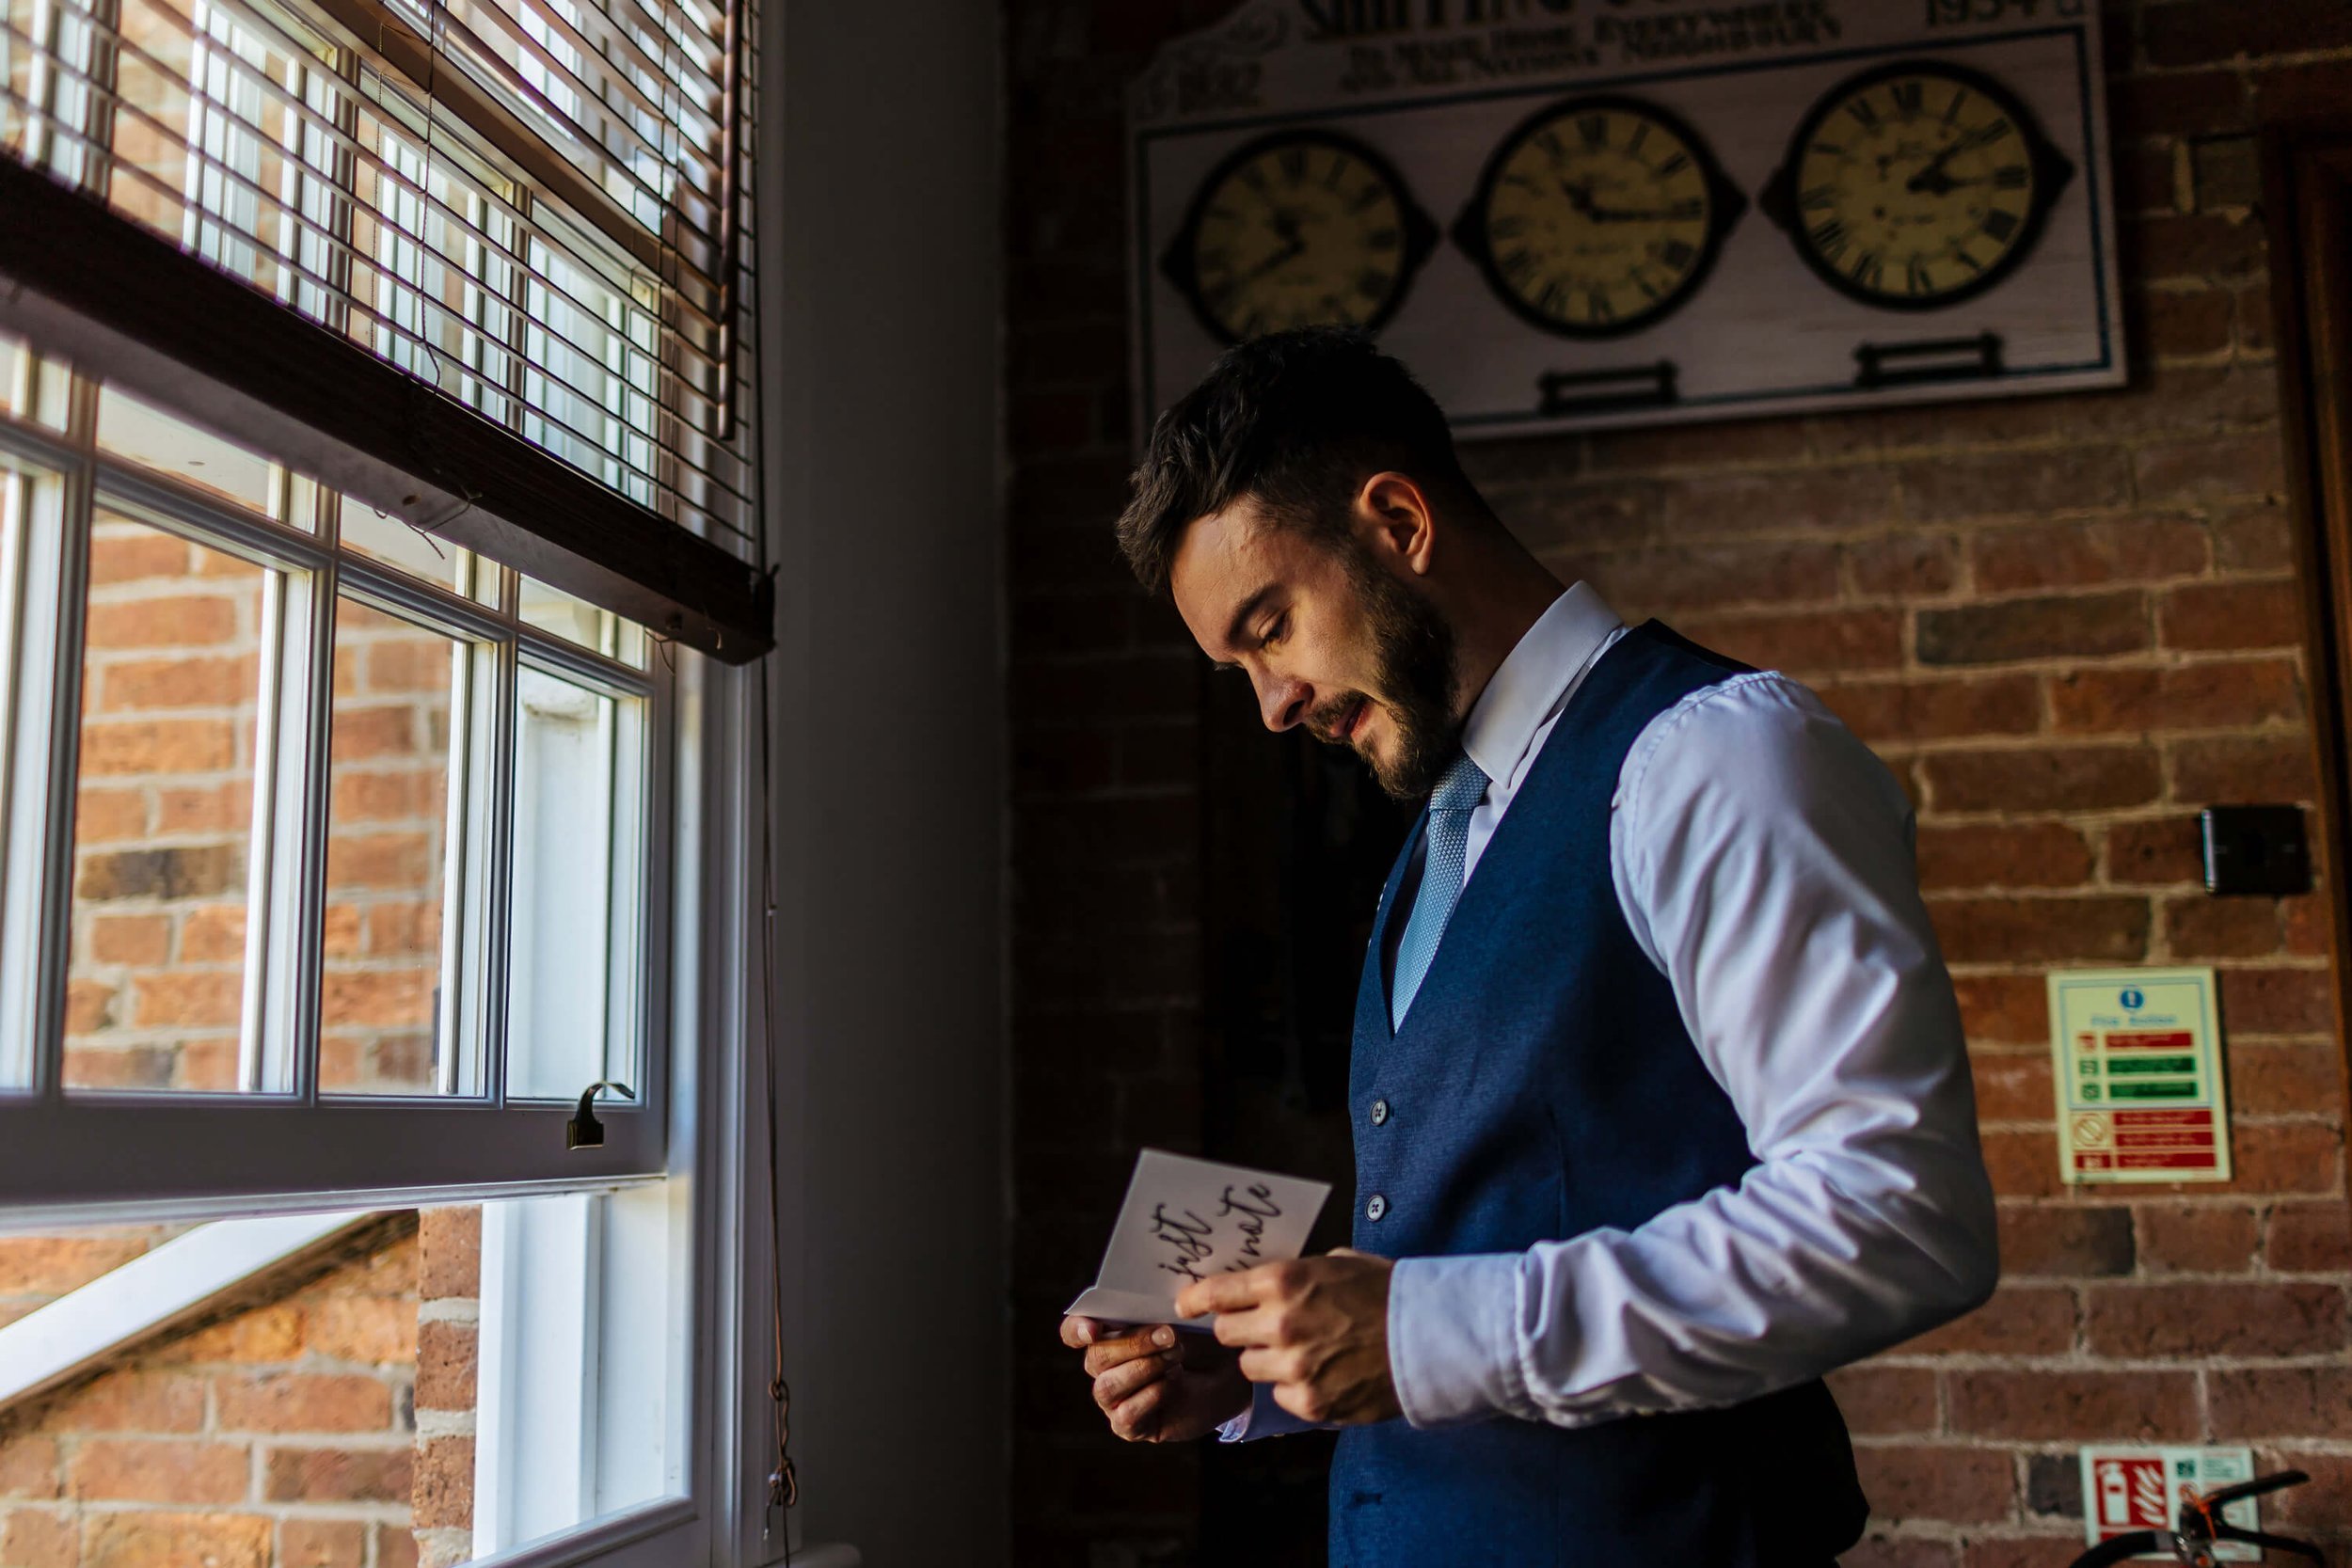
[0,0,765,661]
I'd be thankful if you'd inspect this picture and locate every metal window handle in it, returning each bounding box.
[565,1080,635,1149]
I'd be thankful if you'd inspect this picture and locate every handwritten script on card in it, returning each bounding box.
[1064,1148,1332,1328]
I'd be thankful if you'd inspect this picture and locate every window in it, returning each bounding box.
[0,333,759,1568]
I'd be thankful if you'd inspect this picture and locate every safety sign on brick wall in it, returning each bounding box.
[2047,966,2231,1184]
[2079,1448,2259,1561]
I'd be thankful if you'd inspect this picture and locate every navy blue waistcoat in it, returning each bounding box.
[1332,623,1867,1568]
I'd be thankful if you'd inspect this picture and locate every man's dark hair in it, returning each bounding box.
[1115,327,1483,596]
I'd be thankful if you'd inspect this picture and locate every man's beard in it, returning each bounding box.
[1305,547,1460,802]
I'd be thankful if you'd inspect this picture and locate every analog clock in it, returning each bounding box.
[1760,60,2074,310]
[1160,131,1438,344]
[1453,95,1745,340]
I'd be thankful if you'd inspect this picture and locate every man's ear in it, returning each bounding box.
[1354,472,1436,576]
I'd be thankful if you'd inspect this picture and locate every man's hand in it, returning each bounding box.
[1172,1250,1401,1425]
[1060,1315,1250,1443]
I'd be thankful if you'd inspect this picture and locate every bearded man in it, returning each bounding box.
[1060,327,1998,1567]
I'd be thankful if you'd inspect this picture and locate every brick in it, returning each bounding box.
[60,981,116,1037]
[96,657,254,712]
[130,973,244,1030]
[1970,518,2209,594]
[414,1321,476,1411]
[1929,896,2150,964]
[1814,675,2040,743]
[300,1295,416,1364]
[1955,975,2054,1046]
[1947,1370,2199,1440]
[2227,1122,2343,1194]
[154,1302,304,1365]
[1852,1444,2014,1525]
[0,1440,59,1501]
[2132,1203,2261,1274]
[1963,1540,2101,1568]
[2088,1280,2345,1356]
[1847,534,1958,598]
[412,1437,473,1530]
[0,1236,151,1294]
[1823,1365,1937,1434]
[415,1209,481,1303]
[2161,895,2283,959]
[1842,1541,1957,1568]
[2169,734,2317,802]
[1922,747,2160,813]
[76,847,242,903]
[2122,212,2268,282]
[2227,1041,2344,1117]
[72,789,147,844]
[2111,71,2249,139]
[1980,1128,2067,1199]
[316,972,431,1031]
[2144,1,2352,67]
[179,906,247,963]
[1973,1053,2053,1122]
[1656,468,1898,536]
[2106,818,2204,884]
[2270,1201,2352,1271]
[360,639,455,695]
[2051,659,2302,734]
[1917,593,2148,666]
[1915,824,2092,892]
[2217,965,2333,1035]
[2191,135,2263,212]
[2137,286,2233,360]
[1902,450,2133,522]
[322,832,432,892]
[330,771,437,824]
[3,1510,74,1568]
[262,1447,411,1504]
[2210,1365,2352,1442]
[1899,1284,2075,1356]
[67,1440,247,1504]
[153,784,252,835]
[1580,542,1839,614]
[2111,142,2182,215]
[274,1523,362,1568]
[1996,1205,2135,1277]
[2136,435,2277,510]
[2157,579,2305,651]
[87,531,194,586]
[44,1370,205,1433]
[83,596,239,651]
[87,914,169,966]
[215,1372,391,1433]
[81,1514,268,1568]
[370,1528,414,1568]
[326,706,418,763]
[79,717,243,781]
[1677,610,1904,676]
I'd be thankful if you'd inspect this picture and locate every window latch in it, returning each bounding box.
[565,1080,636,1149]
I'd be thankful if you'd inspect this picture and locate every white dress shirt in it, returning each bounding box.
[1227,583,1997,1438]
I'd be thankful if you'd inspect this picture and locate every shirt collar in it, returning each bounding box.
[1458,582,1624,796]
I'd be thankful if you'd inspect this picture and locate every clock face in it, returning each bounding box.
[1457,96,1741,339]
[1164,132,1435,344]
[1768,61,2073,309]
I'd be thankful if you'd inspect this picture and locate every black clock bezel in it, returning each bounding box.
[1758,57,2076,313]
[1452,92,1747,342]
[1159,129,1439,346]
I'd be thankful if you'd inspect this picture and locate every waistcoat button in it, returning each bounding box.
[1369,1099,1390,1126]
[1365,1194,1388,1222]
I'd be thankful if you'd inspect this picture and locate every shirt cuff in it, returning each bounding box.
[1217,1379,1321,1442]
[1389,1252,1528,1428]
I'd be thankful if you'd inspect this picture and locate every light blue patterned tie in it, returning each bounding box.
[1391,752,1489,1029]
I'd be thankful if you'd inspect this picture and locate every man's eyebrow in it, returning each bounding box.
[1220,583,1279,659]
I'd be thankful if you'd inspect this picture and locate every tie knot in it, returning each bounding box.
[1430,752,1487,815]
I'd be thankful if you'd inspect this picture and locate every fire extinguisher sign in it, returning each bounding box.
[2077,1448,2260,1560]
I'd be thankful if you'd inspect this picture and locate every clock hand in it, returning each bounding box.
[1234,238,1307,284]
[1587,200,1705,224]
[1905,123,2005,193]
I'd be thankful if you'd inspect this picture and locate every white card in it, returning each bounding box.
[1064,1148,1332,1328]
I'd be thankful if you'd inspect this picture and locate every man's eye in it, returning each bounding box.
[1263,613,1289,647]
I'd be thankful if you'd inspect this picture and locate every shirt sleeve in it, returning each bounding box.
[1217,1379,1330,1442]
[1386,673,1999,1430]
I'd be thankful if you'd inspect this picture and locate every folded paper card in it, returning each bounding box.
[1064,1148,1332,1327]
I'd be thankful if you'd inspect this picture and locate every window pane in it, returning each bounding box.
[0,456,64,1091]
[0,1197,674,1567]
[95,386,284,517]
[505,667,641,1101]
[516,577,645,667]
[336,496,475,595]
[320,598,490,1098]
[65,513,280,1093]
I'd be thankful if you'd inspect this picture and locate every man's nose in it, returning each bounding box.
[1255,672,1310,733]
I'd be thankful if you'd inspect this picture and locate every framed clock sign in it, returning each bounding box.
[1128,0,2122,445]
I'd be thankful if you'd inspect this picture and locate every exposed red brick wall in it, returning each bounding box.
[0,1209,481,1568]
[1004,2,2352,1563]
